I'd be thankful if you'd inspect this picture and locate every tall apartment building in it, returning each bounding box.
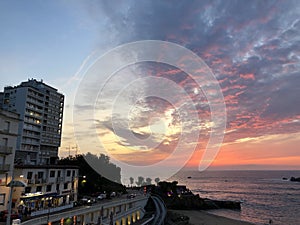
[0,109,19,211]
[1,79,64,165]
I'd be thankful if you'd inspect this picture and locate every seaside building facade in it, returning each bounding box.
[0,109,19,211]
[12,165,78,217]
[0,79,80,220]
[1,79,64,165]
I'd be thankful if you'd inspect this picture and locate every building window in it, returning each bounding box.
[27,172,33,179]
[25,187,31,193]
[36,186,42,192]
[46,185,52,192]
[66,170,71,177]
[38,171,44,179]
[50,171,55,177]
[64,183,68,190]
[2,138,8,147]
[4,121,10,132]
[57,170,61,177]
[0,194,5,205]
[56,184,60,191]
[72,170,75,177]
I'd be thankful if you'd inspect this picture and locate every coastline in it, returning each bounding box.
[170,210,255,225]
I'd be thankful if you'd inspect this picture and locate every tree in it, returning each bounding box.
[129,177,134,186]
[136,176,144,186]
[84,152,121,183]
[58,154,125,195]
[145,177,152,185]
[154,177,160,185]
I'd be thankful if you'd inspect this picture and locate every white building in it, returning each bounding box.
[13,165,78,217]
[0,80,84,221]
[1,79,64,165]
[0,109,19,211]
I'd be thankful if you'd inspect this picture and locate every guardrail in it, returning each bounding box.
[140,215,155,225]
[30,204,73,217]
[21,195,149,225]
[151,195,167,225]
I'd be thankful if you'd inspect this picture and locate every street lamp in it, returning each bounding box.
[6,180,26,225]
[46,198,52,224]
[80,176,87,187]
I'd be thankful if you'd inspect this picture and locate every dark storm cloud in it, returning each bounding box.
[83,0,300,142]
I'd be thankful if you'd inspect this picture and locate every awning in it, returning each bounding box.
[7,180,27,187]
[21,192,58,200]
[43,192,58,197]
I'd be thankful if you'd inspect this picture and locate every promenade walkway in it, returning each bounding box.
[18,193,149,225]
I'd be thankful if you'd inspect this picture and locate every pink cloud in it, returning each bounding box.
[240,73,255,80]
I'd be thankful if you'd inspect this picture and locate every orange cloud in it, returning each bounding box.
[186,132,300,169]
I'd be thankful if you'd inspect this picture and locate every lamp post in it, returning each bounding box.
[6,178,14,225]
[6,179,26,225]
[79,175,86,194]
[46,198,51,224]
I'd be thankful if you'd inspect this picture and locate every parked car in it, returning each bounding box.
[97,193,107,200]
[12,219,21,225]
[127,193,136,199]
[80,196,95,205]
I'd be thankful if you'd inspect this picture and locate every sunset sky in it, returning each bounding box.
[1,0,300,176]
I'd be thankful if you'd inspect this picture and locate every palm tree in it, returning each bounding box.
[154,177,160,185]
[129,177,134,187]
[145,177,152,185]
[135,176,144,186]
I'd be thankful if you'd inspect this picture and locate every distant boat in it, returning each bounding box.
[187,176,192,179]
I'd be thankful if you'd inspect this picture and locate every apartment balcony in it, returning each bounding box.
[26,178,48,185]
[0,128,9,134]
[22,139,40,145]
[25,111,42,119]
[56,177,64,183]
[23,124,41,132]
[64,177,72,182]
[0,145,13,155]
[27,97,44,107]
[22,132,40,139]
[27,179,34,185]
[35,178,47,184]
[26,105,43,114]
[0,164,11,173]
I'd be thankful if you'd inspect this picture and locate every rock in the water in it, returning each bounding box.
[166,211,190,225]
[290,177,300,182]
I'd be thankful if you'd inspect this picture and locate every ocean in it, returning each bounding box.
[170,170,300,225]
